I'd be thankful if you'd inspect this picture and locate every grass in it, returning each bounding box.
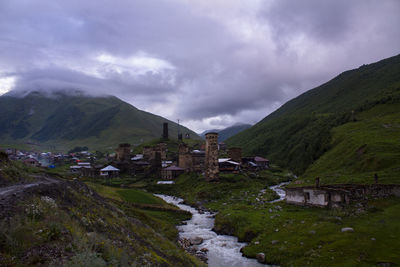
[142,165,400,266]
[0,176,203,266]
[146,166,292,208]
[240,197,400,266]
[227,54,400,175]
[86,183,193,242]
[117,189,165,204]
[296,102,400,186]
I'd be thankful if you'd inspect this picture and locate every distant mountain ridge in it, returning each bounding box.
[0,91,200,151]
[200,123,252,142]
[227,54,400,184]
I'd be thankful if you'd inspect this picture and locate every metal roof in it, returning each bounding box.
[100,165,120,171]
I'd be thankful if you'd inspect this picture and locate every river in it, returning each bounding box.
[155,181,288,266]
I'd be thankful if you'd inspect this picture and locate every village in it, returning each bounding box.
[3,121,400,210]
[1,122,270,184]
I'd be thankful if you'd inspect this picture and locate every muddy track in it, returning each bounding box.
[0,177,62,199]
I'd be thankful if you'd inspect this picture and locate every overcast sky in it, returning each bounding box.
[0,0,399,132]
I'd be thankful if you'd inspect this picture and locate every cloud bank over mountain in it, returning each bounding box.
[0,0,399,131]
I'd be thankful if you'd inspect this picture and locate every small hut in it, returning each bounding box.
[100,165,120,178]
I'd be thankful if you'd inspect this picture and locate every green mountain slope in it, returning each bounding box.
[0,91,200,151]
[227,54,400,180]
[200,123,252,142]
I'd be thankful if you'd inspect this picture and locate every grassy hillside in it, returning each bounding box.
[227,54,400,177]
[0,161,203,266]
[0,91,200,152]
[297,102,400,186]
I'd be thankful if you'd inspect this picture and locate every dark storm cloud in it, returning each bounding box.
[0,0,399,131]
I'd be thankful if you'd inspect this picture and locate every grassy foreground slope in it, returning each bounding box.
[0,161,203,266]
[0,91,200,151]
[227,54,400,176]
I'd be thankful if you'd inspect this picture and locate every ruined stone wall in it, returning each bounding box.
[205,132,219,181]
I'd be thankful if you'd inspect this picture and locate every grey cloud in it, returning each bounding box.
[0,0,399,132]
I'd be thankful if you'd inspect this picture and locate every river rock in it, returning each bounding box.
[179,238,191,249]
[256,252,265,263]
[341,227,354,233]
[190,237,203,245]
[200,248,209,253]
[195,251,208,262]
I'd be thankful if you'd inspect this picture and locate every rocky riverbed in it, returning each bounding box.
[155,194,266,267]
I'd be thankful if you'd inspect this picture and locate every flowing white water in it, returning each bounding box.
[155,194,266,267]
[155,182,288,266]
[269,182,290,203]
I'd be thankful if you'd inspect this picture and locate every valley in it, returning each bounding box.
[1,54,400,266]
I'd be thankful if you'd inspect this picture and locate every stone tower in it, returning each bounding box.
[178,143,192,171]
[162,122,169,139]
[205,132,219,181]
[116,143,131,162]
[228,147,242,163]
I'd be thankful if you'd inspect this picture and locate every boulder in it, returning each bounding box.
[271,240,279,245]
[256,252,265,263]
[341,227,354,233]
[190,237,203,245]
[200,248,209,253]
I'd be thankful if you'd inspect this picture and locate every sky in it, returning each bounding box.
[0,0,399,132]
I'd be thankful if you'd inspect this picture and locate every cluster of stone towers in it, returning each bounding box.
[205,132,219,181]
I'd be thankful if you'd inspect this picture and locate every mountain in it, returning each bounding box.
[200,123,252,142]
[0,91,200,151]
[227,54,400,184]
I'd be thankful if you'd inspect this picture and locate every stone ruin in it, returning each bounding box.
[205,132,219,182]
[286,178,400,208]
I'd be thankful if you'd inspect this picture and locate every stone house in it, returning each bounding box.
[285,184,400,208]
[218,158,240,173]
[178,144,205,172]
[23,158,40,167]
[254,156,269,169]
[143,143,167,161]
[228,147,242,164]
[161,165,185,179]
